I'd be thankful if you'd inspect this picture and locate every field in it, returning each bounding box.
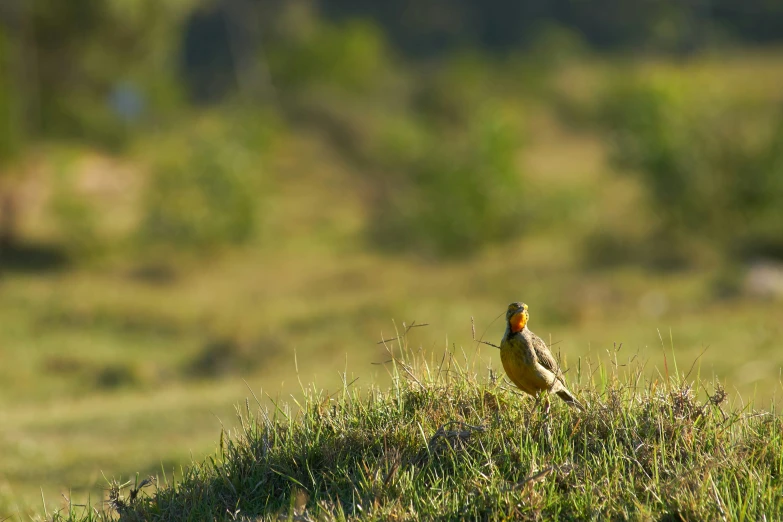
[1,52,783,518]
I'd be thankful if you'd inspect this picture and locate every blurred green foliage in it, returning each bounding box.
[601,76,783,260]
[5,0,186,150]
[138,113,275,254]
[0,0,781,265]
[412,52,492,126]
[49,161,101,259]
[268,13,394,95]
[373,105,526,256]
[0,26,25,171]
[322,0,783,53]
[141,152,256,252]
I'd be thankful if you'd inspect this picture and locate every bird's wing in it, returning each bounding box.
[530,333,564,381]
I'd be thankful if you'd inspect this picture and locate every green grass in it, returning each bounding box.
[2,245,783,518]
[54,333,782,521]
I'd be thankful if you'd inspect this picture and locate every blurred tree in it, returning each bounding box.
[265,1,394,96]
[1,0,193,259]
[182,6,240,103]
[140,140,259,254]
[320,0,783,55]
[601,77,783,261]
[0,4,27,252]
[180,0,278,104]
[372,105,527,257]
[712,0,783,44]
[138,111,274,255]
[12,0,187,147]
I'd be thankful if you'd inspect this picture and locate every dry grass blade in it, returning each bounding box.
[428,421,487,451]
[376,321,429,345]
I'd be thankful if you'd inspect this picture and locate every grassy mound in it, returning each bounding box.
[57,339,781,521]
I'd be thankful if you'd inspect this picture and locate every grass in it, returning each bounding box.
[4,250,781,518]
[3,241,783,518]
[53,329,782,521]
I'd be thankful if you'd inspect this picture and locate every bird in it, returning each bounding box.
[500,302,585,411]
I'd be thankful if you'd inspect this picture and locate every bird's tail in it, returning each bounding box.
[556,388,586,412]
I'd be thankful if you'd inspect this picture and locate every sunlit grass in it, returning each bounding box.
[55,331,782,521]
[1,243,781,516]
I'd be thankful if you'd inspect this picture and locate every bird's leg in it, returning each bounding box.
[533,392,542,411]
[533,391,550,414]
[541,392,553,446]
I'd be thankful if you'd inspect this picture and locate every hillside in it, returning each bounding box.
[55,335,782,521]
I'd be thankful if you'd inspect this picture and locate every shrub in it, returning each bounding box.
[412,52,493,126]
[268,8,395,96]
[600,76,783,260]
[49,180,101,258]
[138,113,273,254]
[371,105,527,257]
[0,28,23,166]
[47,153,104,260]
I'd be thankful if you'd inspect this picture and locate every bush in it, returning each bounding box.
[0,28,23,166]
[23,0,181,151]
[412,52,493,126]
[600,76,783,259]
[46,153,104,260]
[268,7,395,96]
[371,105,527,257]
[49,181,101,259]
[138,113,273,254]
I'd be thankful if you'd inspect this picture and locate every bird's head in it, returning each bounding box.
[506,302,529,333]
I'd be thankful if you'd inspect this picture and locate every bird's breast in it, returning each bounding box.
[500,334,541,394]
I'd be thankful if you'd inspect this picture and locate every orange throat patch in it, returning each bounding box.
[509,312,527,333]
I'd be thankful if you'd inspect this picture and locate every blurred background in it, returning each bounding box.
[1,0,783,514]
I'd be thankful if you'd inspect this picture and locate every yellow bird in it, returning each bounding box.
[500,302,584,411]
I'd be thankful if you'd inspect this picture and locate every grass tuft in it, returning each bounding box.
[54,331,781,521]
